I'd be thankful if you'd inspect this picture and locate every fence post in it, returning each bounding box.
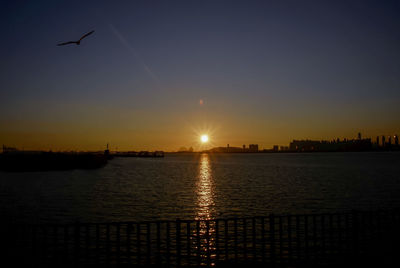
[296,215,300,262]
[53,225,59,265]
[234,218,238,263]
[252,217,256,262]
[43,225,48,264]
[156,222,161,266]
[166,222,170,267]
[147,222,151,266]
[74,223,80,266]
[329,214,333,256]
[85,224,90,265]
[288,215,292,264]
[176,219,181,268]
[32,225,38,265]
[312,214,317,263]
[243,218,247,261]
[279,216,283,263]
[206,220,211,266]
[352,210,359,258]
[216,219,220,263]
[270,214,275,267]
[127,223,132,266]
[225,219,229,262]
[321,214,325,260]
[137,223,141,265]
[305,215,309,264]
[345,213,350,255]
[116,223,121,267]
[187,222,191,265]
[95,224,99,266]
[196,220,201,266]
[337,214,342,255]
[261,217,265,263]
[106,223,110,267]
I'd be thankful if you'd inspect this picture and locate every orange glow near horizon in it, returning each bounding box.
[1,2,400,153]
[1,116,399,152]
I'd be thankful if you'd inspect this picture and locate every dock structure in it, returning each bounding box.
[113,151,164,158]
[2,209,400,267]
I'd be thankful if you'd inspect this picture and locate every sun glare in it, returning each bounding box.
[201,135,209,143]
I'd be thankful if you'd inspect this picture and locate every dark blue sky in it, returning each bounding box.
[1,0,399,150]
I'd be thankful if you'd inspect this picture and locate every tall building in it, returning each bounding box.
[249,144,259,152]
[358,132,362,140]
[382,135,386,146]
[290,137,372,152]
[395,135,399,146]
[376,136,380,146]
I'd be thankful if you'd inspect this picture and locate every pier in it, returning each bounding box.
[113,151,164,158]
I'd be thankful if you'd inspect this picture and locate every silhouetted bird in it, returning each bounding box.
[57,30,95,46]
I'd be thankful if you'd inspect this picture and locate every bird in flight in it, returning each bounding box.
[57,30,95,46]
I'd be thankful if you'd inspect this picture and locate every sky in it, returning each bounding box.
[1,0,399,151]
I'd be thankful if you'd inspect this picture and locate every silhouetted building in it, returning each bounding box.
[178,146,193,153]
[376,136,380,146]
[382,135,386,146]
[208,146,243,153]
[358,132,362,140]
[290,137,372,152]
[208,144,258,153]
[289,140,319,151]
[104,143,110,158]
[395,135,399,146]
[273,145,279,151]
[2,145,18,153]
[249,144,259,152]
[178,147,188,152]
[389,136,392,146]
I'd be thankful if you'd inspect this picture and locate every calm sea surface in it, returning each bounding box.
[1,152,400,224]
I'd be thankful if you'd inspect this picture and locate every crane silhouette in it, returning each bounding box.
[57,30,95,46]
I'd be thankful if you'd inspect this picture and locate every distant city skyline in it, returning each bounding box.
[3,131,399,153]
[1,1,399,151]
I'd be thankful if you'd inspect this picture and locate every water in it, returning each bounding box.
[1,152,400,224]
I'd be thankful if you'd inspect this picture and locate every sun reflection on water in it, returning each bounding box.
[196,153,215,220]
[195,153,216,265]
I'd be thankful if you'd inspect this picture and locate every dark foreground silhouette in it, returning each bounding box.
[1,209,400,267]
[0,151,107,171]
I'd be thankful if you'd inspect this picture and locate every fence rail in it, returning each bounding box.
[2,209,400,267]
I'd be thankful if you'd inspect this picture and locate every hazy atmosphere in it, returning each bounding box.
[3,1,400,267]
[1,0,400,151]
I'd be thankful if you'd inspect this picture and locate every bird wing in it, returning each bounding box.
[79,30,95,41]
[57,41,77,46]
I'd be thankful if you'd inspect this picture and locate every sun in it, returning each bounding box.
[200,134,209,143]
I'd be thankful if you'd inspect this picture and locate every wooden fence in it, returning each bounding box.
[2,209,400,267]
